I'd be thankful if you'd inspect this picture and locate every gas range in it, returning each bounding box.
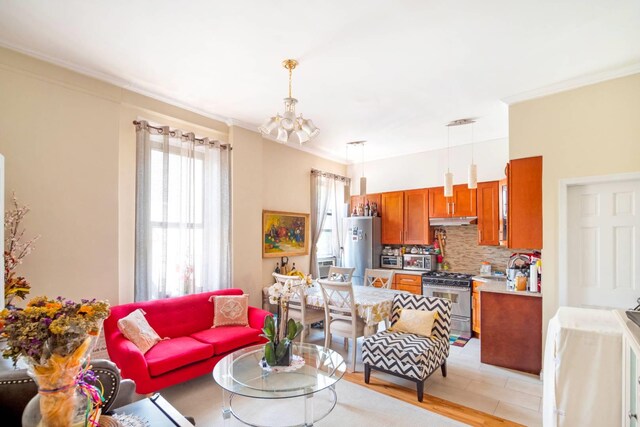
[422,271,473,288]
[422,271,473,335]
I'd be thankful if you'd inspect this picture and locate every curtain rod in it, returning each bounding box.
[133,120,232,150]
[311,168,350,184]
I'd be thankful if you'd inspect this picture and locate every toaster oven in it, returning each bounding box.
[380,255,403,269]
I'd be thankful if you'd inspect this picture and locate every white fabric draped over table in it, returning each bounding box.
[293,283,407,336]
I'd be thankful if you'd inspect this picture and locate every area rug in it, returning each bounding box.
[449,334,471,347]
[160,373,465,426]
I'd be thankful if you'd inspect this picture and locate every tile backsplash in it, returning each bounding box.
[439,225,513,275]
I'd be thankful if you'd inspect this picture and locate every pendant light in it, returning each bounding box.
[360,142,367,196]
[468,121,477,189]
[444,126,453,197]
[346,141,367,196]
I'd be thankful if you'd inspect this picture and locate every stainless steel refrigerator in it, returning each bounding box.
[341,217,382,286]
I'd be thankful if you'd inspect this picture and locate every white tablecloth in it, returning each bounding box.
[543,307,622,427]
[295,284,406,336]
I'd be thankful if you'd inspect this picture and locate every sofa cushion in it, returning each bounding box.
[212,294,249,327]
[190,326,262,355]
[145,337,214,377]
[117,308,162,354]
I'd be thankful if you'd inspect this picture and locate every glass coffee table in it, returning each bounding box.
[213,343,346,427]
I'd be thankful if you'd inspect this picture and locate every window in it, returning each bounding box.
[316,210,334,258]
[134,121,231,301]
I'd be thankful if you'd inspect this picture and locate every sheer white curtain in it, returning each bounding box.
[134,120,231,301]
[310,169,348,277]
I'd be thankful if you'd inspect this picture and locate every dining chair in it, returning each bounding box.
[272,273,324,345]
[327,266,356,282]
[318,279,365,372]
[364,269,394,289]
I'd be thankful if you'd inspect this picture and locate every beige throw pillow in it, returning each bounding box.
[211,295,249,327]
[390,309,439,337]
[117,308,162,354]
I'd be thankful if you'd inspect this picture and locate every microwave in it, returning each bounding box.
[403,254,436,271]
[381,255,403,269]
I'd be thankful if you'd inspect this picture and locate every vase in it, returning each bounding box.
[264,341,293,367]
[21,335,101,427]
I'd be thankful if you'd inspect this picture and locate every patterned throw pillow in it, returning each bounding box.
[117,308,162,354]
[389,309,439,337]
[211,294,249,327]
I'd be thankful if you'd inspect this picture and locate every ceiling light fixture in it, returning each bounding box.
[445,118,477,196]
[347,140,367,196]
[259,59,319,145]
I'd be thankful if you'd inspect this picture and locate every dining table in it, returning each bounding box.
[295,282,408,336]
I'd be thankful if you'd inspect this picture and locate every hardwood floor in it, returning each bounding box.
[343,371,523,426]
[305,327,543,426]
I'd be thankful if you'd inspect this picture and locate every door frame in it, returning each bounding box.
[558,171,640,306]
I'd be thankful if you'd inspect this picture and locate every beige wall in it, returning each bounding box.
[509,73,640,339]
[230,126,346,307]
[0,46,344,307]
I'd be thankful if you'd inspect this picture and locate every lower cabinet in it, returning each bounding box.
[392,273,422,294]
[480,292,542,374]
[472,281,481,337]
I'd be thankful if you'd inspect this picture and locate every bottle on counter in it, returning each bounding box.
[274,262,281,274]
[364,200,370,216]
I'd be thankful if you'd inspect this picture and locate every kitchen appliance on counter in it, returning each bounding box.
[403,253,437,271]
[342,217,382,286]
[422,271,473,334]
[380,255,403,269]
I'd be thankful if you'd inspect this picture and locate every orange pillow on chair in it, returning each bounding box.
[210,294,249,327]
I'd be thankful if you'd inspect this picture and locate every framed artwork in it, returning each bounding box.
[262,210,310,258]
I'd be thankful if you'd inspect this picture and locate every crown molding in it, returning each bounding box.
[502,62,640,105]
[0,40,236,128]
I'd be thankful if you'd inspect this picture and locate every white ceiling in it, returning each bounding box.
[0,1,638,162]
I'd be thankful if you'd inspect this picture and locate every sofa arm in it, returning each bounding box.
[106,335,149,384]
[248,306,272,330]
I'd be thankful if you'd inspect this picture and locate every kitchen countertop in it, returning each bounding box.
[472,275,542,298]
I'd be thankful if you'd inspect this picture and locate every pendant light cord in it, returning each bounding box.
[288,67,293,98]
[361,143,365,178]
[471,122,475,163]
[447,126,451,173]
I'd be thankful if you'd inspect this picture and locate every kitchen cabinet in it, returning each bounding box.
[393,273,422,294]
[403,189,430,245]
[476,181,499,246]
[498,176,508,246]
[381,191,404,244]
[472,281,482,337]
[429,185,477,218]
[480,291,542,374]
[508,156,542,249]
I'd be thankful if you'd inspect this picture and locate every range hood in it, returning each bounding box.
[429,217,478,226]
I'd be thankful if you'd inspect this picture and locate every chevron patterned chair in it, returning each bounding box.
[362,293,453,402]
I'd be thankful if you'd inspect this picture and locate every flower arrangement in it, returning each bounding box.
[1,296,110,427]
[262,274,311,366]
[4,193,40,307]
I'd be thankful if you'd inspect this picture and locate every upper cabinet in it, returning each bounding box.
[403,189,430,245]
[477,181,500,246]
[508,156,543,249]
[429,185,477,218]
[350,193,381,215]
[498,177,508,246]
[381,191,404,244]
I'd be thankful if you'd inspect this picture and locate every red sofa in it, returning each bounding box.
[104,288,271,393]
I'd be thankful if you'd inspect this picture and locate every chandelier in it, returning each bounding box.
[259,59,320,144]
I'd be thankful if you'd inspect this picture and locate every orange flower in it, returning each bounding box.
[78,305,94,316]
[46,302,62,310]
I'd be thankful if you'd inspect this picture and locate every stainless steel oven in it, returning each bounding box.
[422,272,472,334]
[380,255,403,269]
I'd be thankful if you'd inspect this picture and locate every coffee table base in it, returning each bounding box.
[222,385,337,427]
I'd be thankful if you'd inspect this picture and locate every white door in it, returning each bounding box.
[567,179,640,308]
